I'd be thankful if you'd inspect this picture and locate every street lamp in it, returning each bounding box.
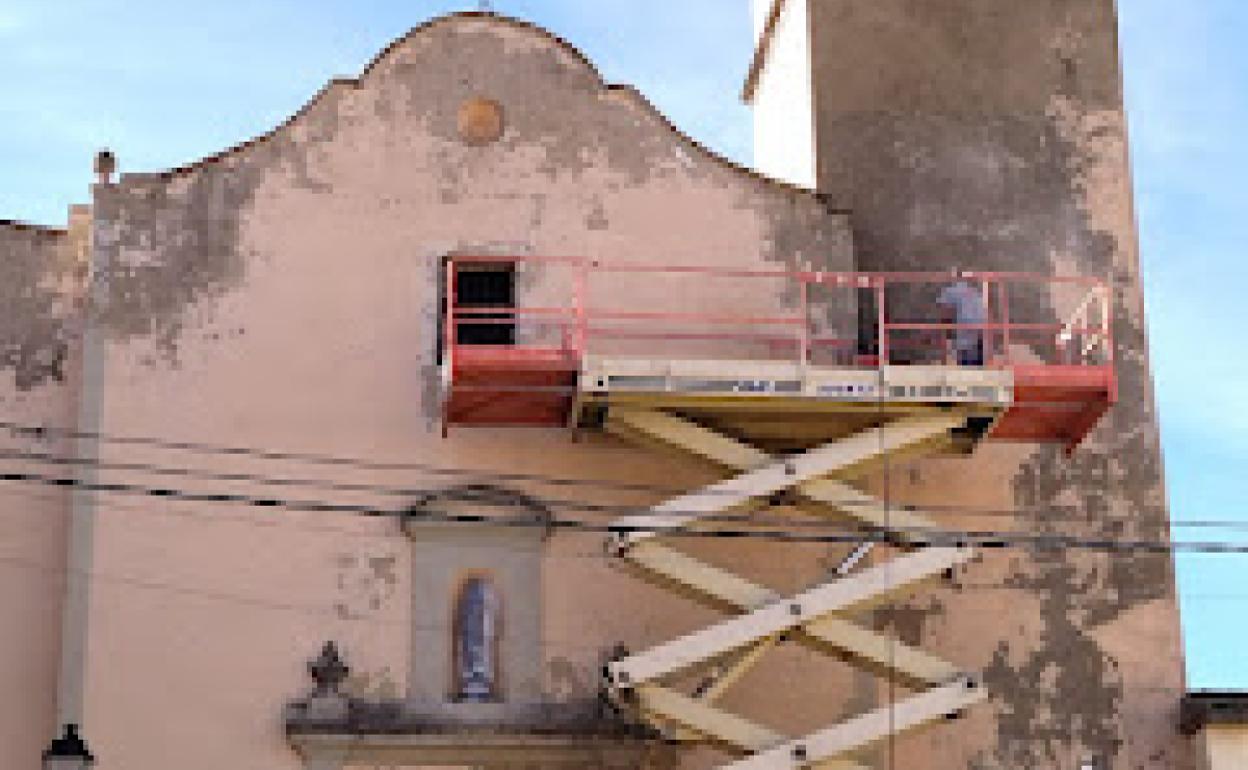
[43,724,94,770]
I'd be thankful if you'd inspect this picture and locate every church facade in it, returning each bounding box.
[0,5,1195,770]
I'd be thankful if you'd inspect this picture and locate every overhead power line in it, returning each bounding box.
[0,417,705,496]
[2,441,1242,534]
[0,419,1216,526]
[0,446,1161,528]
[2,466,1246,556]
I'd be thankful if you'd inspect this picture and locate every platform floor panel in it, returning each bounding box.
[574,357,1112,450]
[443,354,1113,449]
[580,356,1016,406]
[571,357,1009,452]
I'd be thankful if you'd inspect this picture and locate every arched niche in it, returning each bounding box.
[402,485,550,711]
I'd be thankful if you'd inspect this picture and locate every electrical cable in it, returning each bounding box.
[1,467,1245,554]
[1,441,1235,530]
[1,417,703,496]
[0,410,1158,517]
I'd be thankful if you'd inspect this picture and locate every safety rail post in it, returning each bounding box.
[1101,282,1117,401]
[575,259,590,357]
[875,279,889,366]
[442,257,457,438]
[798,276,811,367]
[1056,296,1070,365]
[977,277,991,365]
[998,280,1011,365]
[1101,283,1113,366]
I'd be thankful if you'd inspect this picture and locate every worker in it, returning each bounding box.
[936,279,986,365]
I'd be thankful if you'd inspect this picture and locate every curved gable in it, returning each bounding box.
[93,13,851,367]
[158,13,815,195]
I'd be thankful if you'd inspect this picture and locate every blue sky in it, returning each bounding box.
[1121,0,1248,689]
[1,1,1245,687]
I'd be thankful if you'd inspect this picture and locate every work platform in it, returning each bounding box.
[438,257,1116,770]
[441,257,1114,451]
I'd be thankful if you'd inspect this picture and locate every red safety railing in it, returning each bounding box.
[443,255,1114,375]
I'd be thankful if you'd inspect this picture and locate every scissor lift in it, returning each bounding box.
[441,257,1115,769]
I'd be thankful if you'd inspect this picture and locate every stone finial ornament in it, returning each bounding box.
[297,641,352,724]
[93,150,116,185]
[457,97,505,146]
[308,641,349,697]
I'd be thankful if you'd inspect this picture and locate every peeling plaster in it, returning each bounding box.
[808,2,1184,766]
[334,552,399,620]
[63,13,850,392]
[0,221,86,389]
[0,8,1186,770]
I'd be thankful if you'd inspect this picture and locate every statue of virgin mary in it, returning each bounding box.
[455,577,499,701]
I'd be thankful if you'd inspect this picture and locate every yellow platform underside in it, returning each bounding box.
[575,356,1008,452]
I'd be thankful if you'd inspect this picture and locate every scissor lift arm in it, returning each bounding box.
[602,408,987,769]
[437,259,1117,767]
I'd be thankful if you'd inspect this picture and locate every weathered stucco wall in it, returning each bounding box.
[0,213,89,768]
[4,6,1193,770]
[0,216,85,390]
[809,1,1189,768]
[64,14,853,770]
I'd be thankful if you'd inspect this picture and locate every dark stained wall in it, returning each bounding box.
[0,219,84,389]
[60,15,857,770]
[809,1,1192,768]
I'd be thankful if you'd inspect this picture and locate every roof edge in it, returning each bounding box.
[1180,690,1248,734]
[151,13,523,179]
[124,11,837,206]
[0,218,67,236]
[741,0,788,104]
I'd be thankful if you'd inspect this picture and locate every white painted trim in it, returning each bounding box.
[747,0,816,188]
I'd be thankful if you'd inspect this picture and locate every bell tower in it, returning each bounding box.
[748,2,1191,768]
[749,0,1134,276]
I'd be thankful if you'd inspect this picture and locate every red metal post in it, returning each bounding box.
[798,277,811,366]
[442,258,457,438]
[876,280,888,366]
[1102,284,1112,357]
[445,259,457,359]
[998,280,1011,365]
[979,279,993,364]
[575,259,589,357]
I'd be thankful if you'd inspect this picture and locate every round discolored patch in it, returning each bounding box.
[457,97,505,146]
